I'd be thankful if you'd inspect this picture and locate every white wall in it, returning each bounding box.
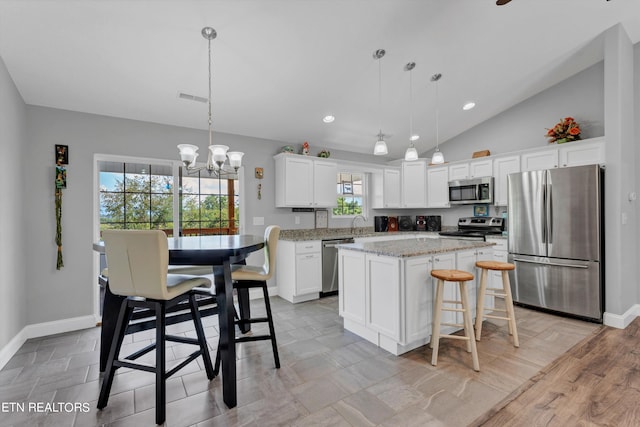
[0,56,27,351]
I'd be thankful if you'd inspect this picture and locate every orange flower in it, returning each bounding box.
[569,127,580,136]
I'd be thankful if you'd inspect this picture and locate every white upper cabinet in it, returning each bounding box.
[521,148,559,171]
[448,163,469,181]
[402,160,428,208]
[449,158,492,180]
[274,154,337,207]
[313,159,339,206]
[427,165,450,208]
[371,167,402,209]
[469,158,493,177]
[558,138,605,167]
[493,155,520,206]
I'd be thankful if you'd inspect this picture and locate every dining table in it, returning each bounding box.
[93,234,265,409]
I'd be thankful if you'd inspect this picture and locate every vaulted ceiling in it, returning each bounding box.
[1,1,639,159]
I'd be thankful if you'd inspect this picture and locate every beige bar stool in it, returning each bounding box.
[430,269,480,372]
[474,261,519,347]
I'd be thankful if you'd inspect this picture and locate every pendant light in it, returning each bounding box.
[373,49,388,156]
[431,73,445,165]
[177,27,244,175]
[404,62,419,161]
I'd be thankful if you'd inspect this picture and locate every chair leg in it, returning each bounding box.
[502,271,519,348]
[189,294,215,379]
[155,302,166,425]
[98,299,133,410]
[261,282,280,369]
[460,281,480,372]
[431,279,444,366]
[475,268,488,341]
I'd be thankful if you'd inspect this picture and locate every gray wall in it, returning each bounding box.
[0,56,27,350]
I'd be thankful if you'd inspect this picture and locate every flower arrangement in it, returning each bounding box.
[545,117,581,144]
[317,150,330,158]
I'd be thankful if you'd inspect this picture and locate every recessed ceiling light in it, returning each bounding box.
[410,134,420,141]
[463,102,476,111]
[323,115,335,123]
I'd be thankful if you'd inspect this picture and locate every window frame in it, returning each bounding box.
[331,170,368,219]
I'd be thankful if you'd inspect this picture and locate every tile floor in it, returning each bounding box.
[0,296,600,426]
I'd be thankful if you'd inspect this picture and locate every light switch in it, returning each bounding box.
[622,212,628,225]
[253,216,265,226]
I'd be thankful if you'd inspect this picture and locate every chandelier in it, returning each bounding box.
[177,27,244,175]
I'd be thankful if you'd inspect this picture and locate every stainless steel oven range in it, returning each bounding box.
[438,217,504,241]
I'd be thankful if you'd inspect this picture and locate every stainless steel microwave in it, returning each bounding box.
[448,176,494,205]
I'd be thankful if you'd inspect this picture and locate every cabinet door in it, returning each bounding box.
[521,148,558,171]
[295,252,322,295]
[366,254,400,340]
[402,161,427,208]
[456,250,478,323]
[449,163,469,181]
[427,166,450,208]
[338,250,366,324]
[313,160,338,207]
[432,253,456,326]
[404,257,433,344]
[383,168,401,208]
[558,139,605,167]
[493,155,520,206]
[470,159,493,177]
[278,156,314,207]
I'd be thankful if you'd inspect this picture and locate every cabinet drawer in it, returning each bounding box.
[486,238,507,252]
[296,241,321,254]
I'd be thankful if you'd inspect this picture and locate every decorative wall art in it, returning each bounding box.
[54,144,68,269]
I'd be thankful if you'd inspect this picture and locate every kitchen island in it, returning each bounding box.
[338,237,495,355]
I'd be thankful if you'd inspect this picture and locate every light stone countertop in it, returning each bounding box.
[279,227,445,241]
[338,237,495,258]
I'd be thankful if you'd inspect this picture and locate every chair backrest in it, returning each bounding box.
[261,225,281,280]
[102,230,170,300]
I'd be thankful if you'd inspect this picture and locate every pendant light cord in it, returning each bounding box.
[409,67,413,141]
[435,78,439,151]
[378,54,382,135]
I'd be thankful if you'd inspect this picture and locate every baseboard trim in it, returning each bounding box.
[0,315,97,371]
[603,304,640,329]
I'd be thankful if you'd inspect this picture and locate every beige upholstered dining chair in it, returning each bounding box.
[214,225,281,374]
[97,230,214,425]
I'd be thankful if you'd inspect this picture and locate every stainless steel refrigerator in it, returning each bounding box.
[507,164,603,321]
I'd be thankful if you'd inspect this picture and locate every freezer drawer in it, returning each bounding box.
[508,254,602,321]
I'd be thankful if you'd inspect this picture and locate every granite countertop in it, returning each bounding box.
[279,227,445,241]
[338,237,495,258]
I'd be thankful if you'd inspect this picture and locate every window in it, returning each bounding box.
[98,160,239,236]
[180,170,240,235]
[333,172,364,216]
[99,162,174,232]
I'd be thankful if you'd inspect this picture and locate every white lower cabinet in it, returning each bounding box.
[277,240,322,303]
[456,250,478,323]
[475,246,496,313]
[432,253,457,326]
[365,254,400,340]
[338,249,366,324]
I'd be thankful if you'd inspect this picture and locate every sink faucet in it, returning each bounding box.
[351,215,366,234]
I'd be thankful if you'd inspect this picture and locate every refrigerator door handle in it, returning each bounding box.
[512,258,589,269]
[542,178,547,244]
[547,183,553,244]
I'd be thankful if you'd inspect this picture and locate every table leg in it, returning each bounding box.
[214,261,237,408]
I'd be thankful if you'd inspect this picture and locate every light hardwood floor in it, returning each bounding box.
[0,296,604,426]
[475,317,640,426]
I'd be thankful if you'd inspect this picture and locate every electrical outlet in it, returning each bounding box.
[253,216,264,226]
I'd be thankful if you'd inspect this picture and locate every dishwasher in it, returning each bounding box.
[321,237,355,296]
